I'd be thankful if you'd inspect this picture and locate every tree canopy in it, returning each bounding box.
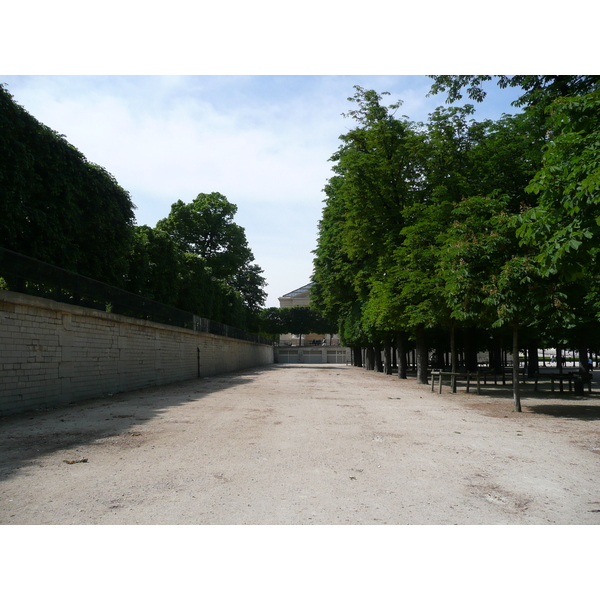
[312,78,600,410]
[1,85,267,332]
[0,83,136,285]
[156,192,266,313]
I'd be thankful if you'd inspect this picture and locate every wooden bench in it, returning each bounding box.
[431,370,481,394]
[476,368,526,385]
[572,372,593,394]
[532,371,592,393]
[550,372,575,393]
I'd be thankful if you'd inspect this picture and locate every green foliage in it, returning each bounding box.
[156,192,251,275]
[280,305,336,336]
[156,192,266,312]
[279,306,314,336]
[428,75,600,108]
[313,79,597,368]
[126,225,183,306]
[257,306,286,340]
[311,177,357,326]
[518,91,600,280]
[313,86,427,345]
[125,223,255,330]
[0,84,265,332]
[337,303,369,348]
[0,83,136,285]
[438,196,516,325]
[257,306,337,343]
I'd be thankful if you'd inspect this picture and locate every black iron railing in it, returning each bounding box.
[0,247,271,345]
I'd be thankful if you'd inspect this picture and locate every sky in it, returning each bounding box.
[1,4,591,309]
[1,74,526,306]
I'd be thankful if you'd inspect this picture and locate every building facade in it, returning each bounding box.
[277,283,340,346]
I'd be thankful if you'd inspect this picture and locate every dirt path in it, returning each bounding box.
[1,363,600,525]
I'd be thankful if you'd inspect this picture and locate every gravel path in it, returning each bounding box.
[2,363,600,525]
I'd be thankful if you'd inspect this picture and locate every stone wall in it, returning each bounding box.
[275,346,350,364]
[0,290,274,416]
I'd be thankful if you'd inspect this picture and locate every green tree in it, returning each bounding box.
[428,75,600,109]
[383,105,486,383]
[156,193,251,274]
[280,306,314,347]
[258,307,286,342]
[126,225,183,306]
[430,75,600,378]
[439,196,567,411]
[313,87,426,371]
[518,91,600,282]
[314,82,586,394]
[0,83,135,284]
[156,192,266,312]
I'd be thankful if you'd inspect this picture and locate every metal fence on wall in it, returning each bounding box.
[0,247,271,346]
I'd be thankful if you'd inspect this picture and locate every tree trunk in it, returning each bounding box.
[415,324,429,385]
[396,333,407,379]
[576,328,590,377]
[383,337,392,375]
[352,346,362,368]
[557,346,563,374]
[374,341,383,372]
[512,324,522,413]
[365,346,375,371]
[578,346,590,376]
[434,346,445,369]
[527,339,539,378]
[491,334,503,373]
[450,325,458,372]
[464,327,478,372]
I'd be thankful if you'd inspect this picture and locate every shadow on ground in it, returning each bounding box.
[0,365,270,483]
[527,404,600,420]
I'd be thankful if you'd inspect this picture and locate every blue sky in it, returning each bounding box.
[1,75,528,306]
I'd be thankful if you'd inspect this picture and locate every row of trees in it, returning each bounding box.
[1,84,267,331]
[311,76,600,411]
[258,305,337,345]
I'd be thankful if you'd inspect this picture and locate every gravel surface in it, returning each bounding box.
[2,363,600,525]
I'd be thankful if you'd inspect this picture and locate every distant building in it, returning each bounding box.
[278,283,340,346]
[278,283,313,308]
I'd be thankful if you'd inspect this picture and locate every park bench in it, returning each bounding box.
[532,372,574,393]
[477,368,527,385]
[531,371,592,393]
[430,370,481,395]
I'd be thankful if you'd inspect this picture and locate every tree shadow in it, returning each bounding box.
[272,364,350,370]
[527,404,600,420]
[0,366,263,483]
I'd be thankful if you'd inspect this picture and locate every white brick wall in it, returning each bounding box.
[0,291,274,416]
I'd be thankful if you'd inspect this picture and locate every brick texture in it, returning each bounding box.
[0,291,273,416]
